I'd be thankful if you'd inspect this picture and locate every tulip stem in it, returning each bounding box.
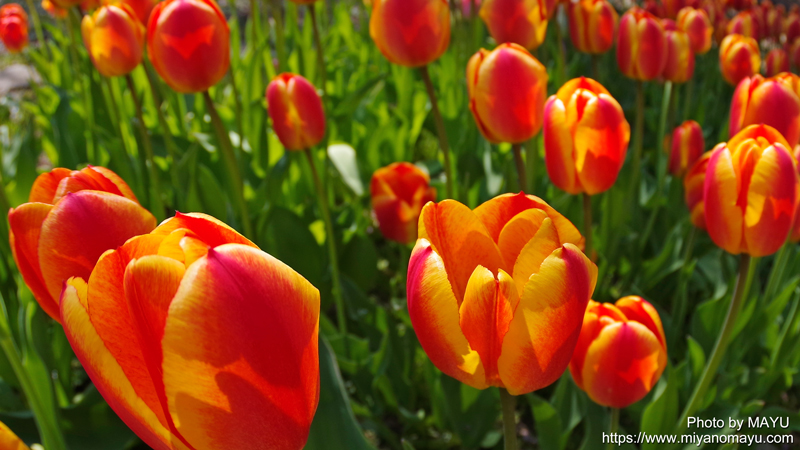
[24,0,49,60]
[512,143,527,192]
[499,389,518,450]
[674,254,753,437]
[555,14,567,85]
[126,74,166,221]
[308,6,327,95]
[629,81,645,207]
[272,0,286,73]
[683,76,695,120]
[143,65,183,210]
[68,8,97,163]
[607,408,620,450]
[591,54,600,81]
[670,225,697,347]
[583,193,594,262]
[202,91,254,238]
[420,65,455,199]
[763,242,791,307]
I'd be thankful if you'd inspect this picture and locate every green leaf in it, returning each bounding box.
[640,365,679,450]
[328,144,364,196]
[526,393,564,450]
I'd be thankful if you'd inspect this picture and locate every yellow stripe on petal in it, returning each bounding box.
[512,218,562,296]
[704,147,744,254]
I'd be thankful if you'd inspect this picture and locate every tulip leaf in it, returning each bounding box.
[527,393,564,450]
[327,144,364,196]
[640,365,679,449]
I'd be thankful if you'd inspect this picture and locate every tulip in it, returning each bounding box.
[662,0,689,19]
[60,212,320,450]
[729,73,800,149]
[791,145,800,242]
[704,125,799,257]
[146,0,229,93]
[0,3,26,19]
[467,43,548,144]
[668,120,704,176]
[642,0,664,18]
[461,0,482,18]
[766,3,783,39]
[677,7,712,55]
[719,34,761,86]
[662,19,695,83]
[42,0,67,19]
[80,0,101,12]
[0,5,27,53]
[726,9,759,39]
[725,0,752,10]
[82,4,144,78]
[8,166,156,323]
[567,0,619,55]
[265,73,325,151]
[787,12,800,44]
[407,193,596,394]
[684,151,712,230]
[369,0,450,68]
[765,48,789,77]
[0,421,29,450]
[370,162,437,244]
[120,0,158,24]
[616,7,668,81]
[480,0,549,51]
[543,77,630,195]
[569,296,667,408]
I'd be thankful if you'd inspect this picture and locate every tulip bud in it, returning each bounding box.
[668,120,704,176]
[544,77,630,195]
[662,0,689,19]
[369,0,450,67]
[60,213,320,450]
[662,19,695,83]
[266,73,326,151]
[704,125,799,257]
[0,3,27,19]
[726,9,759,40]
[616,7,668,81]
[82,5,144,77]
[684,151,712,230]
[147,0,230,93]
[569,296,667,408]
[42,0,67,19]
[0,421,29,450]
[787,11,800,44]
[467,43,548,144]
[370,162,437,244]
[677,7,712,54]
[719,34,760,86]
[0,4,28,53]
[480,0,549,51]
[765,48,789,77]
[567,0,619,55]
[119,0,158,25]
[729,73,800,148]
[8,166,156,323]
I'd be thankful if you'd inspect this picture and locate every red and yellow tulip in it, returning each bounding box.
[684,151,712,230]
[369,0,450,67]
[729,73,800,149]
[0,4,28,53]
[765,48,789,77]
[567,0,618,55]
[786,11,800,44]
[668,120,705,176]
[0,421,29,450]
[82,4,145,78]
[662,19,695,83]
[677,6,712,55]
[479,0,548,51]
[266,73,326,151]
[616,7,668,81]
[726,9,759,39]
[370,162,437,245]
[719,34,761,86]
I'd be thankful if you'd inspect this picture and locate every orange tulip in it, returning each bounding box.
[766,2,783,39]
[704,125,799,257]
[42,0,67,18]
[662,19,695,83]
[787,12,800,44]
[0,4,27,53]
[266,73,326,151]
[370,162,437,244]
[567,0,619,55]
[569,296,667,408]
[765,48,789,77]
[467,43,548,144]
[119,0,158,25]
[480,0,549,51]
[684,151,712,230]
[726,9,759,39]
[729,73,800,149]
[0,3,27,19]
[677,7,712,55]
[616,7,668,81]
[82,4,144,77]
[146,0,229,93]
[369,0,450,67]
[543,77,630,195]
[59,212,320,450]
[668,120,704,176]
[8,166,156,323]
[0,421,29,450]
[407,193,596,394]
[719,34,761,86]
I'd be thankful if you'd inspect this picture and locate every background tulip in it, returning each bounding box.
[480,0,549,51]
[50,0,81,9]
[42,0,67,18]
[60,212,320,450]
[765,48,789,77]
[467,43,548,144]
[0,4,28,53]
[726,9,759,39]
[729,73,800,149]
[146,0,230,93]
[544,77,630,195]
[82,4,144,77]
[642,0,664,18]
[370,162,436,244]
[719,34,761,86]
[668,120,704,176]
[704,125,799,257]
[369,0,450,67]
[684,151,712,230]
[677,6,712,54]
[662,19,695,83]
[407,193,596,394]
[567,0,618,55]
[786,11,800,44]
[569,296,667,408]
[616,7,668,81]
[120,0,158,24]
[0,421,29,450]
[791,145,800,243]
[766,3,783,39]
[266,73,326,151]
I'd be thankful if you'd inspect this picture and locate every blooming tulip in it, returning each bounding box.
[407,193,596,394]
[719,34,761,85]
[765,48,789,77]
[480,0,548,51]
[8,166,156,323]
[569,296,667,408]
[467,43,548,144]
[684,151,712,230]
[567,0,619,55]
[543,77,630,195]
[704,125,799,257]
[120,0,158,24]
[616,7,668,81]
[787,12,800,44]
[0,4,27,53]
[370,162,437,244]
[726,9,759,39]
[266,73,326,151]
[369,0,450,67]
[42,0,67,18]
[677,7,712,54]
[0,421,29,450]
[60,212,320,450]
[82,4,145,77]
[667,120,704,176]
[729,73,800,148]
[147,0,230,93]
[662,19,695,83]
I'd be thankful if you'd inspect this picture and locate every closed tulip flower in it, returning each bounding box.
[147,0,229,93]
[266,73,326,151]
[642,0,664,18]
[662,0,689,19]
[468,43,548,144]
[370,162,437,244]
[726,9,759,39]
[82,4,144,77]
[787,12,800,44]
[729,73,800,148]
[369,0,450,67]
[668,120,704,176]
[662,19,695,83]
[569,296,667,408]
[0,3,27,19]
[407,193,596,394]
[616,7,668,81]
[0,421,29,450]
[766,3,783,39]
[8,166,156,323]
[719,34,761,85]
[543,77,630,195]
[684,151,712,230]
[60,212,320,450]
[50,0,81,9]
[765,48,789,77]
[704,125,799,257]
[677,7,712,54]
[480,0,549,51]
[567,0,619,55]
[0,4,28,53]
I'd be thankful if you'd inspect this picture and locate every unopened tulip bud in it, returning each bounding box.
[662,19,695,83]
[765,48,789,77]
[677,6,712,54]
[729,73,800,148]
[684,151,712,230]
[266,73,326,151]
[82,4,144,77]
[668,120,704,176]
[719,34,760,85]
[0,4,27,53]
[617,7,668,81]
[369,0,450,67]
[370,162,437,244]
[567,0,618,55]
[480,0,549,50]
[726,9,759,39]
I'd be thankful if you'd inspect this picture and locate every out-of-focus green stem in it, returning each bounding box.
[607,408,620,450]
[770,291,800,368]
[526,137,538,193]
[512,143,527,192]
[272,0,286,73]
[229,71,246,151]
[670,225,697,346]
[639,81,673,251]
[629,81,645,204]
[126,74,166,220]
[68,8,96,162]
[683,75,695,120]
[309,5,327,95]
[555,11,566,85]
[583,193,594,262]
[102,77,136,186]
[763,242,791,306]
[143,66,182,209]
[24,0,50,60]
[420,65,455,199]
[500,389,518,450]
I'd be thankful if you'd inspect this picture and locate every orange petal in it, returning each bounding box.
[615,296,666,349]
[153,212,256,249]
[543,96,580,195]
[497,208,549,270]
[511,217,563,296]
[573,93,630,195]
[704,146,743,254]
[0,420,30,450]
[28,168,71,203]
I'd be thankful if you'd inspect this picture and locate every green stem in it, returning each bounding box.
[607,408,620,450]
[555,14,566,85]
[68,8,96,162]
[126,74,166,220]
[526,137,538,194]
[202,91,254,238]
[763,242,791,306]
[102,77,136,187]
[770,291,800,368]
[583,193,594,262]
[272,0,286,73]
[591,54,600,81]
[229,70,246,151]
[639,81,673,251]
[670,225,697,346]
[500,389,518,450]
[629,81,645,206]
[683,75,695,120]
[308,5,327,95]
[24,0,49,61]
[420,65,455,199]
[512,143,527,192]
[143,65,183,210]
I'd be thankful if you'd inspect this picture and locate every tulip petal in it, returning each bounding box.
[543,97,580,194]
[511,217,563,296]
[497,208,549,270]
[0,421,29,450]
[154,212,256,249]
[615,296,666,348]
[28,168,71,203]
[704,147,743,254]
[573,94,630,195]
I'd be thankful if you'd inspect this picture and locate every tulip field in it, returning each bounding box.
[3,0,800,448]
